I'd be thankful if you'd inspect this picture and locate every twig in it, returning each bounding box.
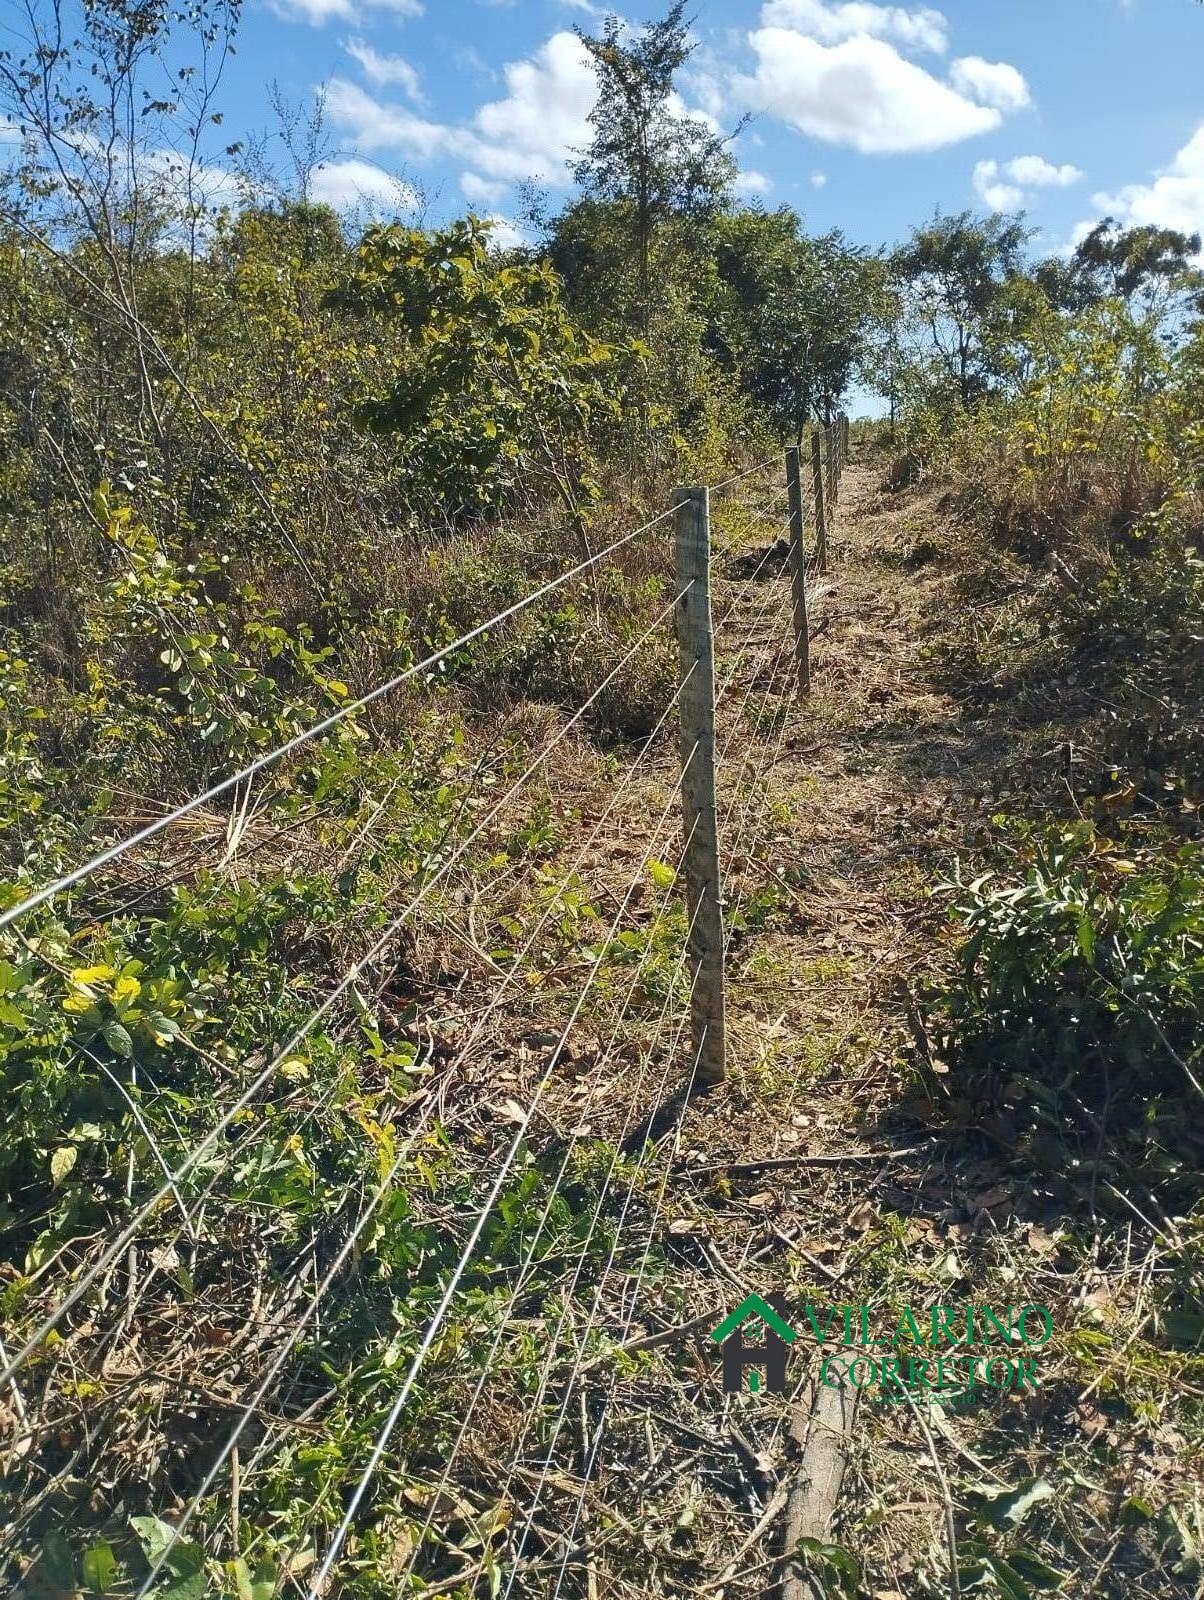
[679,1145,929,1179]
[892,1380,961,1600]
[695,1481,790,1597]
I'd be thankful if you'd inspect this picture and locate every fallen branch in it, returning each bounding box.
[677,1144,930,1180]
[780,1376,858,1600]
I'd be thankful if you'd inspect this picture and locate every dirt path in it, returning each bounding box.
[580,459,1192,1600]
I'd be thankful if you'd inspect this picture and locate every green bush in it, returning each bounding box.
[935,824,1204,1172]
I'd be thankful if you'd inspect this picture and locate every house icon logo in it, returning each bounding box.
[710,1293,797,1393]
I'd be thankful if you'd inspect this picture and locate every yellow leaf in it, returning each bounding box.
[113,975,141,1003]
[70,964,116,986]
[51,1146,78,1185]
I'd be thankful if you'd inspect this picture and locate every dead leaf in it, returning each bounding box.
[848,1201,875,1233]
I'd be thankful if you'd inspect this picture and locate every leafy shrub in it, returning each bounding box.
[934,824,1204,1180]
[1053,508,1203,800]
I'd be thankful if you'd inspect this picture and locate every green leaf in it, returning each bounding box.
[973,1477,1056,1530]
[230,1556,277,1600]
[648,859,677,890]
[1162,1310,1204,1348]
[983,1551,1036,1600]
[82,1539,118,1593]
[129,1515,204,1585]
[162,1576,206,1600]
[1120,1495,1156,1524]
[102,1019,134,1058]
[143,1012,182,1045]
[1007,1545,1069,1588]
[39,1529,76,1590]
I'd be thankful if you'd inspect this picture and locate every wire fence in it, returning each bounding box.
[0,415,852,1599]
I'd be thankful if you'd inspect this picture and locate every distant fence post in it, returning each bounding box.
[810,430,828,574]
[785,447,811,697]
[842,413,850,464]
[826,423,837,513]
[673,487,726,1087]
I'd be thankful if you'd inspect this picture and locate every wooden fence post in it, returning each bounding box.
[673,487,726,1087]
[810,430,828,574]
[826,424,838,511]
[785,447,811,697]
[842,413,850,463]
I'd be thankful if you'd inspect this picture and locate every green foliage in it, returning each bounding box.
[953,1477,1067,1599]
[935,824,1203,1178]
[892,211,1031,409]
[573,1,737,336]
[1039,218,1204,317]
[0,8,876,1594]
[331,215,635,527]
[89,488,348,770]
[711,210,889,438]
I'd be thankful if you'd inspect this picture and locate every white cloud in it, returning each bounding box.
[270,0,421,23]
[949,56,1031,113]
[470,31,596,183]
[811,170,828,186]
[735,28,1003,153]
[734,168,772,195]
[326,31,596,188]
[974,154,1081,211]
[483,214,528,250]
[309,158,418,214]
[460,170,509,206]
[345,38,424,102]
[324,77,451,156]
[1005,154,1081,187]
[762,0,948,54]
[688,67,728,123]
[144,149,249,210]
[1087,121,1204,240]
[975,175,1024,211]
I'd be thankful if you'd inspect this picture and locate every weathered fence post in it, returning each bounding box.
[785,447,811,697]
[827,423,838,511]
[842,413,850,464]
[810,430,828,574]
[673,487,726,1087]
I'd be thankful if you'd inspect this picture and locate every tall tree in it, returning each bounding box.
[892,212,1029,408]
[573,4,738,336]
[710,209,886,441]
[1035,219,1204,320]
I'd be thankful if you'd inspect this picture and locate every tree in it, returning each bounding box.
[891,212,1030,408]
[573,4,738,337]
[330,215,635,550]
[1035,219,1204,321]
[710,209,886,441]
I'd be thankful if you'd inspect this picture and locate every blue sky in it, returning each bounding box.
[210,0,1204,260]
